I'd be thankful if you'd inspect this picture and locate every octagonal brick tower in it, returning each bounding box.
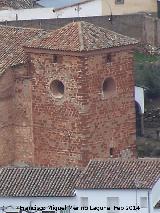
[24,21,138,167]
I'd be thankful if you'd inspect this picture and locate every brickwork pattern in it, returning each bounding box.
[13,65,34,165]
[0,70,14,165]
[30,49,136,167]
[0,22,137,167]
[0,65,34,166]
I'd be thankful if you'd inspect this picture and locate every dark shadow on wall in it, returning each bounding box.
[135,101,144,137]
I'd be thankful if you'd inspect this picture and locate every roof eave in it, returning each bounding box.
[23,44,137,56]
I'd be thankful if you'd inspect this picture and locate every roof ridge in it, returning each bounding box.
[24,21,138,52]
[78,22,84,51]
[90,158,160,162]
[0,166,81,170]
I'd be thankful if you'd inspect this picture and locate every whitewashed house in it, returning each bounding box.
[0,0,101,21]
[76,159,160,213]
[0,0,157,21]
[1,159,160,213]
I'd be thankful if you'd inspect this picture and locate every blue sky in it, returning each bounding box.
[38,0,81,8]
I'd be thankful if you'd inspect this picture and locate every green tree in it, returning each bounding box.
[134,52,160,99]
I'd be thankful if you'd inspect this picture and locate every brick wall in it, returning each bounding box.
[28,47,136,167]
[0,65,34,166]
[13,64,34,165]
[0,49,137,167]
[0,69,14,165]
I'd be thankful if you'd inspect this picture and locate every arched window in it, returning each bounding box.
[50,80,64,99]
[102,77,116,97]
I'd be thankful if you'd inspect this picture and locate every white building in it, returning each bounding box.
[0,0,101,22]
[0,0,157,22]
[1,159,160,213]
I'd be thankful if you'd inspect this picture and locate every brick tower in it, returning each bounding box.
[24,21,138,167]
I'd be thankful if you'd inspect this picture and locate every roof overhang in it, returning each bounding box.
[24,44,137,57]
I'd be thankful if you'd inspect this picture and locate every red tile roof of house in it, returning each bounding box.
[0,21,138,76]
[0,25,44,75]
[25,21,138,52]
[76,159,160,189]
[0,167,81,197]
[0,159,160,197]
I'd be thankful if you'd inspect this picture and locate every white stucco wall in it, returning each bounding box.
[0,196,76,213]
[152,178,160,208]
[1,187,160,213]
[0,0,157,21]
[0,8,57,21]
[154,209,160,213]
[0,0,102,21]
[76,189,150,213]
[55,0,102,18]
[135,86,144,114]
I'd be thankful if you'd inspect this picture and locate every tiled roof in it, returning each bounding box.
[0,25,44,75]
[0,167,81,197]
[25,21,138,52]
[76,159,160,189]
[0,0,39,9]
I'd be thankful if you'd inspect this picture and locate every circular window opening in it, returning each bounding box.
[102,77,116,96]
[50,80,64,98]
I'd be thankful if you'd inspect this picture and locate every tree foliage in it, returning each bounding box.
[134,52,160,99]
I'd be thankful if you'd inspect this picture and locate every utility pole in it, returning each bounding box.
[75,4,82,17]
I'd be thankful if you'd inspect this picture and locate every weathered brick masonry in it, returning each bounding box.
[27,49,136,167]
[0,70,14,165]
[23,21,138,167]
[0,25,42,166]
[0,22,138,167]
[0,65,34,166]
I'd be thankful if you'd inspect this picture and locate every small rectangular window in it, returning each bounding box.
[53,55,58,63]
[115,0,124,4]
[107,197,119,212]
[140,197,148,208]
[110,148,114,156]
[80,197,88,207]
[106,53,112,63]
[52,55,62,64]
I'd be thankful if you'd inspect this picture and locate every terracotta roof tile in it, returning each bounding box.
[0,0,38,9]
[0,167,81,197]
[76,159,160,189]
[0,21,138,75]
[0,25,44,75]
[25,21,139,52]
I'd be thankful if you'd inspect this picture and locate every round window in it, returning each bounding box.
[102,77,116,96]
[50,80,64,98]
